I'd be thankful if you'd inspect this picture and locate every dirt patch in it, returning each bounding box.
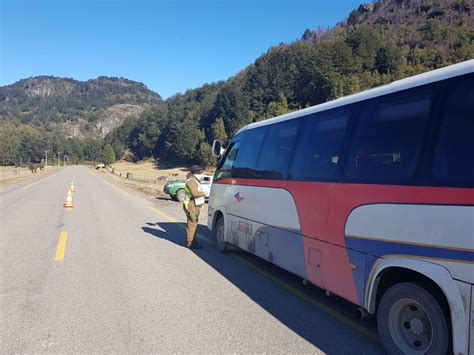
[0,167,30,174]
[0,167,62,190]
[93,166,173,202]
[0,175,31,186]
[110,160,214,180]
[94,160,216,203]
[110,160,185,178]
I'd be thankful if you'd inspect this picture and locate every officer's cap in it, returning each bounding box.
[190,165,202,174]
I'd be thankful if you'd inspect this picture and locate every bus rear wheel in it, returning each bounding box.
[377,282,449,355]
[214,217,227,252]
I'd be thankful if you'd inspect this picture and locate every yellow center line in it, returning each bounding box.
[55,231,68,261]
[148,206,379,342]
[149,206,178,222]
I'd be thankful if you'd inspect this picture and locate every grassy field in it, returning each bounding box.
[110,160,215,180]
[110,160,188,180]
[97,160,215,200]
[0,166,29,174]
[0,166,61,186]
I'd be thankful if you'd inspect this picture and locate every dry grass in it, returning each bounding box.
[94,166,169,200]
[0,166,29,174]
[96,160,216,201]
[110,160,215,180]
[110,160,188,180]
[0,176,30,186]
[0,166,62,186]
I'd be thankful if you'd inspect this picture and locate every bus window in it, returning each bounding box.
[232,127,266,179]
[215,141,240,181]
[289,108,350,181]
[255,119,300,180]
[344,86,435,183]
[433,74,474,187]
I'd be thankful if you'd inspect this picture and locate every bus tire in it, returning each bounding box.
[377,282,449,355]
[214,217,227,252]
[175,189,185,202]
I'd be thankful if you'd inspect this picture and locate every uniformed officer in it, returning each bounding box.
[183,165,205,249]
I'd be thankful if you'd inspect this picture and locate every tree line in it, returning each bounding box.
[0,121,105,166]
[105,0,473,167]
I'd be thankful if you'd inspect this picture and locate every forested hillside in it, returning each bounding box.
[0,76,161,165]
[1,0,473,167]
[105,0,473,167]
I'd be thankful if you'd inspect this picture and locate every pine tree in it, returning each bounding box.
[195,140,216,168]
[266,93,289,118]
[210,117,228,143]
[101,144,116,165]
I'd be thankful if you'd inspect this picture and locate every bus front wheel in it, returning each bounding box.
[377,282,449,355]
[214,217,227,252]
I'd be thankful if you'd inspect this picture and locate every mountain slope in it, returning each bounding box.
[0,76,161,137]
[107,0,473,166]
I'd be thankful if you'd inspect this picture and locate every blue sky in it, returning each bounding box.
[1,0,362,98]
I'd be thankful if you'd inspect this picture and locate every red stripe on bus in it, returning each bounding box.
[215,177,473,305]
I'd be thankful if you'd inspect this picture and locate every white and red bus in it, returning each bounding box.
[208,60,474,354]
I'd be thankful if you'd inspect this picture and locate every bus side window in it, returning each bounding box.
[432,74,474,187]
[215,141,240,181]
[255,119,300,180]
[344,86,435,183]
[289,108,350,181]
[232,127,267,179]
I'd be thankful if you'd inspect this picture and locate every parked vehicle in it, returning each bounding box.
[163,179,186,201]
[199,173,213,199]
[163,174,213,202]
[208,60,474,355]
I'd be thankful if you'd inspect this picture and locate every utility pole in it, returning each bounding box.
[44,150,50,173]
[57,152,62,168]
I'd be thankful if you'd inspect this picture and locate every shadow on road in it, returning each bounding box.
[142,222,382,354]
[155,197,173,201]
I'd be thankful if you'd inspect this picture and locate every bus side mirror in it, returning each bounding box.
[212,140,224,157]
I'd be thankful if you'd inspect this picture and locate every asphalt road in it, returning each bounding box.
[1,166,384,353]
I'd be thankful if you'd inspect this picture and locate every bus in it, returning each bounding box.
[208,60,474,354]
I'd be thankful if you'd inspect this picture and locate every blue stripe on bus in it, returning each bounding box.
[345,236,474,263]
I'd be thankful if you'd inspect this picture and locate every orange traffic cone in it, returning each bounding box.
[64,189,74,210]
[70,181,75,194]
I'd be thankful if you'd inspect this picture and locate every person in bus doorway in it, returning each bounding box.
[183,165,206,249]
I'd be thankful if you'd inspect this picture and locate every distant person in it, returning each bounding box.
[183,165,205,249]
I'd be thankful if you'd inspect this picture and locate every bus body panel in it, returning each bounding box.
[210,182,308,279]
[346,204,474,283]
[213,179,474,307]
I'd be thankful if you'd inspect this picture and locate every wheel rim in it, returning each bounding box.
[177,190,184,201]
[388,297,433,354]
[216,222,225,248]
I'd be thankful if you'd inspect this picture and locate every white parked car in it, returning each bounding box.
[197,173,213,199]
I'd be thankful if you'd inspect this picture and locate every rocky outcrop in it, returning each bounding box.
[96,104,146,137]
[358,3,375,13]
[0,76,162,137]
[21,77,75,97]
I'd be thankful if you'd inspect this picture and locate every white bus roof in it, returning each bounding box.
[237,59,474,135]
